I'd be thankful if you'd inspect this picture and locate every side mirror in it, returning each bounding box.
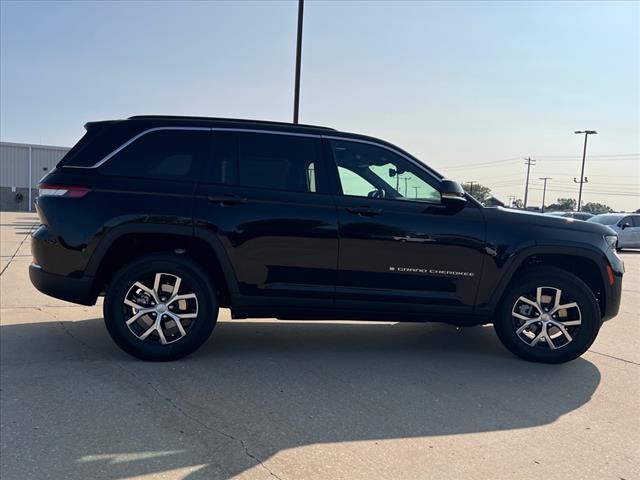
[440,179,467,207]
[621,222,631,230]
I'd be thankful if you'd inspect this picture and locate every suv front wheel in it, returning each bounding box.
[494,267,601,364]
[104,254,218,361]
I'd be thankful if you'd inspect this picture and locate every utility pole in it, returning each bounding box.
[292,0,304,124]
[402,177,412,196]
[573,130,597,211]
[523,157,536,209]
[412,186,420,198]
[466,181,477,197]
[539,177,552,213]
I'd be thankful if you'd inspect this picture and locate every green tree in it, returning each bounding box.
[462,182,492,203]
[547,198,577,211]
[582,202,614,214]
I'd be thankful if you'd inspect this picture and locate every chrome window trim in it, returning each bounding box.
[212,127,321,138]
[62,125,440,183]
[65,126,322,169]
[321,135,442,184]
[64,126,212,169]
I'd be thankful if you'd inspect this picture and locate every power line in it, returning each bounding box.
[442,153,638,172]
[528,185,638,194]
[534,153,639,159]
[535,158,638,163]
[528,187,639,197]
[441,157,522,170]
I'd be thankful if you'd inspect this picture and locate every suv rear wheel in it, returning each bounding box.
[104,254,218,361]
[494,267,601,364]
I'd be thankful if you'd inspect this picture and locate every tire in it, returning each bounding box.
[104,253,218,361]
[494,267,601,364]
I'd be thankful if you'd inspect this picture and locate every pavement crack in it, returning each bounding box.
[46,313,283,479]
[39,308,95,353]
[118,366,283,480]
[588,349,640,366]
[0,222,37,276]
[1,304,100,310]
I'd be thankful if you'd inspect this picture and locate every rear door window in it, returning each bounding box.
[236,132,322,193]
[204,131,239,185]
[99,129,210,181]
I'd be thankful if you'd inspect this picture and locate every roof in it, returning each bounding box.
[127,115,336,133]
[75,115,445,180]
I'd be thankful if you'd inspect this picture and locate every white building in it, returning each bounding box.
[0,142,70,211]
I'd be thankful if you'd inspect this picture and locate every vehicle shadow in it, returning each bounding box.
[0,219,38,235]
[0,317,601,479]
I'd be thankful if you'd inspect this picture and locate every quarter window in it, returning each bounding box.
[330,140,440,203]
[100,129,209,181]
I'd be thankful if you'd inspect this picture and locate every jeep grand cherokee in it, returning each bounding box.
[30,116,624,363]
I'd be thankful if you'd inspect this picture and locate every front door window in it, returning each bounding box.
[330,140,441,203]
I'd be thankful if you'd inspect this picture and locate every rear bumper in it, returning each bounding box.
[29,264,97,306]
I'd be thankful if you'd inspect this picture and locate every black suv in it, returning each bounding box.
[30,116,623,363]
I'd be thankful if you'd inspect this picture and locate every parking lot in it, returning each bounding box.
[1,210,638,480]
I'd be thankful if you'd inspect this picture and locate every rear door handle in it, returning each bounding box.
[346,206,383,217]
[207,194,247,206]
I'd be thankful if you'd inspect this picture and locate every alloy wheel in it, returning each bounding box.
[511,286,582,350]
[123,272,198,345]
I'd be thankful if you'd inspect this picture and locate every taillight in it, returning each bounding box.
[38,184,91,198]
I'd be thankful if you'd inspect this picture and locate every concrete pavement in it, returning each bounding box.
[1,211,638,480]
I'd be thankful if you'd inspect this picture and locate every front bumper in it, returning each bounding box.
[602,248,624,322]
[602,273,622,322]
[29,264,97,306]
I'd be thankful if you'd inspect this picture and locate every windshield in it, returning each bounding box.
[589,214,624,225]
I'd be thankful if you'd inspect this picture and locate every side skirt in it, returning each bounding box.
[230,307,490,327]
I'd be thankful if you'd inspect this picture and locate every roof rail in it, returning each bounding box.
[127,115,336,131]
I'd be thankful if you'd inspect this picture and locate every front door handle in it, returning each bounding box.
[346,206,383,217]
[207,194,248,206]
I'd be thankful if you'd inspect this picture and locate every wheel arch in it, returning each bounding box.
[88,225,238,307]
[488,245,609,318]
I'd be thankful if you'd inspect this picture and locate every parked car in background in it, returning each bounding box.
[545,211,594,221]
[588,213,640,249]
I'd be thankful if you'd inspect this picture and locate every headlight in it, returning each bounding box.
[605,235,618,250]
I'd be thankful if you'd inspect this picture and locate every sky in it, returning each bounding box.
[1,0,638,211]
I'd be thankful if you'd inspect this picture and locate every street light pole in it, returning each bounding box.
[539,177,551,213]
[574,130,597,211]
[293,0,304,124]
